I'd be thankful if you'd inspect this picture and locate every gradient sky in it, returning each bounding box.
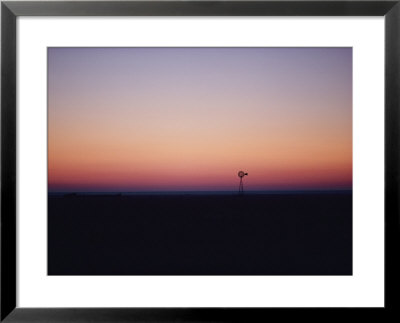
[48,47,352,192]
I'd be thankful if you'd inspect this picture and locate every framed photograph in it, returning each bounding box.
[1,0,399,321]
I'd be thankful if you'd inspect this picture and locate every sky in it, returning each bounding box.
[48,47,352,192]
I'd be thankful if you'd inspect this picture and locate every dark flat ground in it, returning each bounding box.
[48,193,352,275]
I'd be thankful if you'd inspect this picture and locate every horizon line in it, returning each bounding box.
[48,188,352,195]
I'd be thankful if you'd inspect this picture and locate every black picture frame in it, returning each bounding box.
[1,0,399,321]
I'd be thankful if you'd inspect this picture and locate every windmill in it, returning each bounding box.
[238,170,248,194]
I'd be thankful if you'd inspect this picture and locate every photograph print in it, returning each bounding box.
[48,47,352,275]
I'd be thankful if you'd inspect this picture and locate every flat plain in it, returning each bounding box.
[48,192,352,275]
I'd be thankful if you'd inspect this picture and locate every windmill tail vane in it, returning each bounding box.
[238,170,248,194]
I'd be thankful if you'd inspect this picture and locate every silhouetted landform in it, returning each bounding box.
[48,192,352,275]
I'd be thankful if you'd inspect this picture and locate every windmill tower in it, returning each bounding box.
[238,170,248,194]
